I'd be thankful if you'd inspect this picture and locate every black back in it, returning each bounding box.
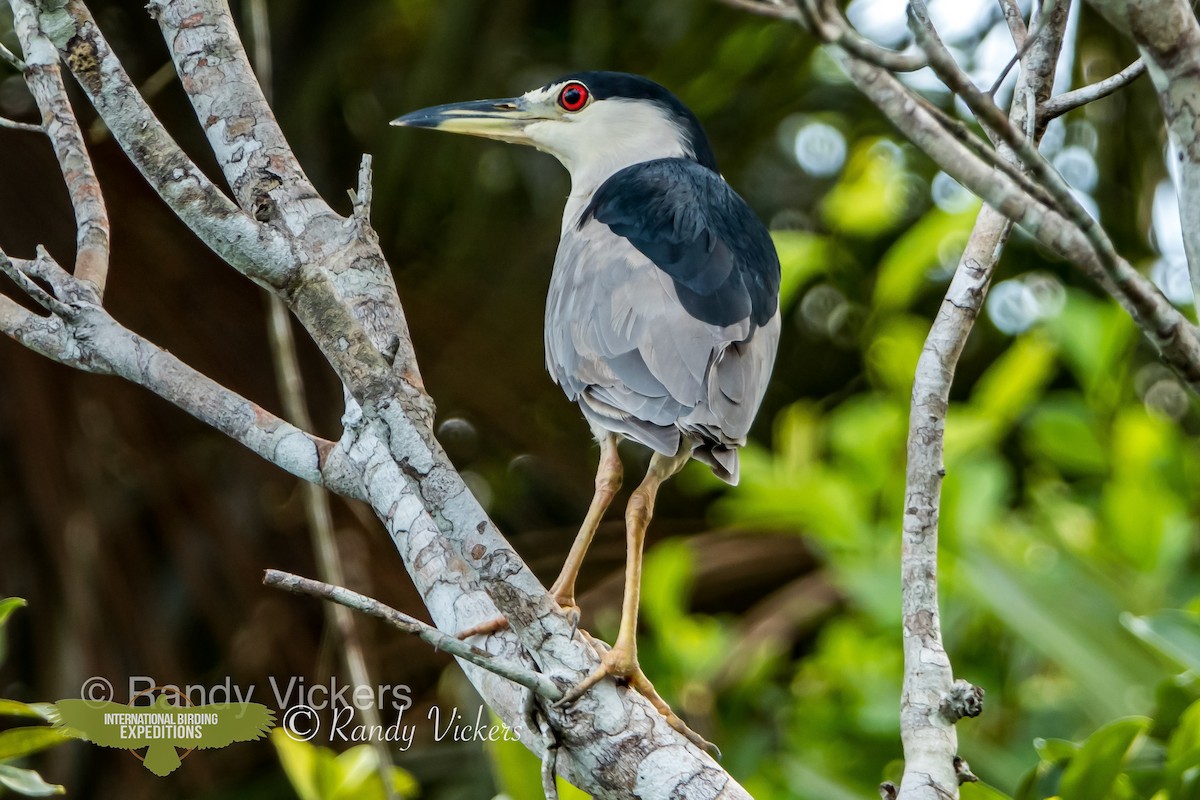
[581,158,780,328]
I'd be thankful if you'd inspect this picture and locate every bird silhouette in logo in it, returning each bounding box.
[50,694,275,776]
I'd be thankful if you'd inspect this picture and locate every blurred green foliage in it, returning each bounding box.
[271,729,419,800]
[0,600,67,797]
[600,134,1200,796]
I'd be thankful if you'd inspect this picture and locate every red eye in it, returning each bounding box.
[558,82,589,112]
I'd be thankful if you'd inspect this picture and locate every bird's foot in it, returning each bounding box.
[556,638,717,756]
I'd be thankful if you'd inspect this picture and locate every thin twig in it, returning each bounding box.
[713,0,800,21]
[895,7,1068,800]
[0,115,41,132]
[1040,58,1146,121]
[918,93,1060,210]
[0,250,70,317]
[263,570,565,701]
[800,0,927,71]
[0,41,25,70]
[988,10,1048,98]
[989,0,1044,96]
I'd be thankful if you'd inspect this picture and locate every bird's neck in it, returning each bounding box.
[561,148,690,234]
[547,101,700,234]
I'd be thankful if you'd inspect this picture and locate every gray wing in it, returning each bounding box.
[545,218,779,484]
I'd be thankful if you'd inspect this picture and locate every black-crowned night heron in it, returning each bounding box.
[392,71,780,743]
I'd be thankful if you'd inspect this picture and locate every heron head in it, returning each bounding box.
[391,71,718,180]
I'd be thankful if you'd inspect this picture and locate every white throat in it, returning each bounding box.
[524,97,695,232]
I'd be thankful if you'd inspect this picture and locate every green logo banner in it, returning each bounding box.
[49,694,275,776]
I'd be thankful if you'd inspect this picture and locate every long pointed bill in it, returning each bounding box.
[390,97,550,144]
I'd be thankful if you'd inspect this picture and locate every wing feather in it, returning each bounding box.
[546,158,781,482]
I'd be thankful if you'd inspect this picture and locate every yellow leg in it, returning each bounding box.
[558,448,712,751]
[458,434,622,640]
[548,433,623,612]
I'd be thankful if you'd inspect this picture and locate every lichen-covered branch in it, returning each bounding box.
[150,0,421,389]
[34,0,295,289]
[12,0,109,295]
[896,8,1067,796]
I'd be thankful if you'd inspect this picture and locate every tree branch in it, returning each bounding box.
[0,115,42,132]
[0,247,363,497]
[263,569,565,701]
[798,0,927,72]
[1040,58,1146,120]
[896,10,1067,795]
[997,0,1028,47]
[718,2,1194,799]
[0,39,25,69]
[34,0,296,290]
[713,0,800,21]
[831,47,1200,391]
[12,0,110,295]
[150,0,422,390]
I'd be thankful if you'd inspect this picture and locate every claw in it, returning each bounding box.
[555,640,716,754]
[557,600,582,641]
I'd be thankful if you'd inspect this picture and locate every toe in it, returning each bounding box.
[455,615,510,640]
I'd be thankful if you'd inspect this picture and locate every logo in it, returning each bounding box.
[49,685,275,776]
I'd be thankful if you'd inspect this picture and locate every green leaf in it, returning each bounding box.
[1162,698,1200,793]
[272,729,321,800]
[1035,737,1081,764]
[269,728,418,800]
[0,701,50,720]
[961,781,1016,800]
[0,764,65,796]
[963,558,1156,718]
[0,727,71,761]
[0,598,27,629]
[1122,610,1200,673]
[1057,717,1150,800]
[1043,289,1136,404]
[866,315,928,395]
[642,539,695,630]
